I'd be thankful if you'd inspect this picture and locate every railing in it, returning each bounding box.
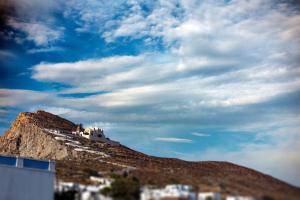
[0,155,55,172]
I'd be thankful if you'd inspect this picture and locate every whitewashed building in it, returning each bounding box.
[0,155,55,200]
[56,180,112,200]
[90,176,113,187]
[198,192,221,200]
[72,127,119,145]
[82,127,105,140]
[141,184,196,200]
[226,196,255,200]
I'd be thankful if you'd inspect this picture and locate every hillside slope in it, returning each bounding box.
[0,110,299,200]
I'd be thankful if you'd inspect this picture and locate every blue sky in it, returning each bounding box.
[1,0,300,186]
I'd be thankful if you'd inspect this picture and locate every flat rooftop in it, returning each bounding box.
[0,155,55,172]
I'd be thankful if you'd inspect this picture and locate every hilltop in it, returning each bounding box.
[0,110,299,200]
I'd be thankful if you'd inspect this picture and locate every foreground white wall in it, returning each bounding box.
[0,161,54,200]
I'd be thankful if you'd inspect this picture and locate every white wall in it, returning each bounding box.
[0,165,54,200]
[198,192,221,200]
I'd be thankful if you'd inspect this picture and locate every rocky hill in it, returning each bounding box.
[0,110,299,200]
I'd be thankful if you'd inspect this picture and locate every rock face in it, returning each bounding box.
[0,110,300,200]
[0,111,73,159]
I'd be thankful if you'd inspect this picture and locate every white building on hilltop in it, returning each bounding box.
[141,184,196,200]
[72,127,119,145]
[82,127,105,140]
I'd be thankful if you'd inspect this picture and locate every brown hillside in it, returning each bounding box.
[0,110,299,200]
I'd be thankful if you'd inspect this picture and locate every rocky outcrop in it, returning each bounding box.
[0,111,71,159]
[12,110,76,132]
[0,110,114,161]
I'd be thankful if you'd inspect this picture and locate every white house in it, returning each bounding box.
[141,188,162,200]
[226,196,255,200]
[56,180,112,200]
[198,192,221,200]
[90,176,113,188]
[141,184,196,200]
[0,155,55,200]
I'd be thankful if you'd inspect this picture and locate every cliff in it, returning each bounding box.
[0,111,74,159]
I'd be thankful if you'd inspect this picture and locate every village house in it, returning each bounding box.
[198,192,221,200]
[141,184,196,200]
[90,176,113,187]
[56,180,112,200]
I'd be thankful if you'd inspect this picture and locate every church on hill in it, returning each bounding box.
[72,124,119,145]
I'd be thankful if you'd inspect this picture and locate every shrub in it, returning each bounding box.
[100,187,111,196]
[103,176,140,200]
[262,195,274,200]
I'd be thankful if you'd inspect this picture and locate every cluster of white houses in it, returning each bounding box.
[56,177,113,200]
[56,182,255,200]
[141,185,255,200]
[141,184,196,200]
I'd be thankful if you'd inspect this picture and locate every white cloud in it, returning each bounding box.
[0,89,56,107]
[30,0,300,109]
[31,50,300,110]
[32,55,144,85]
[2,0,64,47]
[32,106,73,116]
[102,0,183,43]
[27,46,64,54]
[63,0,128,35]
[191,132,210,137]
[8,18,63,46]
[154,137,193,143]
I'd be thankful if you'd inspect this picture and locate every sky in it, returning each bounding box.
[0,0,300,186]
